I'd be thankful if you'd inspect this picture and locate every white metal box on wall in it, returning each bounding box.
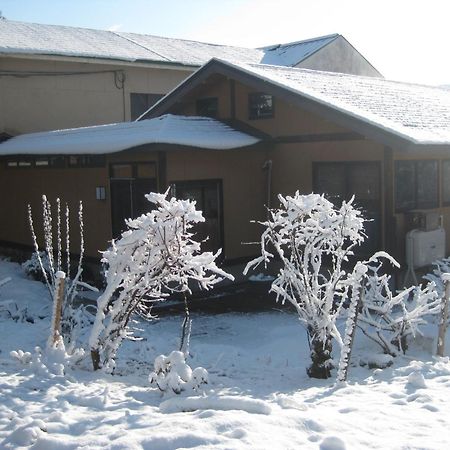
[406,228,446,269]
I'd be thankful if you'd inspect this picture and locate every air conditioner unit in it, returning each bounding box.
[406,228,445,269]
[405,210,441,232]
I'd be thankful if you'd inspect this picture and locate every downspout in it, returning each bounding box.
[262,160,272,217]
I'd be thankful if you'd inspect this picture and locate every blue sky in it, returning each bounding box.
[1,0,450,85]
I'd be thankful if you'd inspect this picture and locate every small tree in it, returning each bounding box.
[89,191,233,372]
[28,195,90,347]
[245,192,365,378]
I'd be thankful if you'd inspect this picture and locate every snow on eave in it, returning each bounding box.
[216,59,450,146]
[0,115,260,156]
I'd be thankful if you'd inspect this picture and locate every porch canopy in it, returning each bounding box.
[0,114,260,155]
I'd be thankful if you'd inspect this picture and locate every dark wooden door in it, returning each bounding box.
[110,162,157,238]
[173,179,223,253]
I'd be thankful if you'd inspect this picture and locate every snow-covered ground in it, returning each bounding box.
[1,258,450,449]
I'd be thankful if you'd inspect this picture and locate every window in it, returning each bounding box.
[68,155,106,168]
[314,162,381,255]
[196,97,218,118]
[5,156,64,168]
[442,160,450,205]
[130,93,164,121]
[248,93,274,119]
[395,160,438,211]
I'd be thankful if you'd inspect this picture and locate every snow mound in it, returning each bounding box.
[160,395,272,415]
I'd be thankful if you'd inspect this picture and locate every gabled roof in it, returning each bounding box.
[0,114,260,155]
[0,19,264,66]
[0,19,365,71]
[143,59,450,147]
[260,34,339,67]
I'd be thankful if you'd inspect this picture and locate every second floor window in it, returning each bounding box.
[196,97,218,118]
[249,93,274,119]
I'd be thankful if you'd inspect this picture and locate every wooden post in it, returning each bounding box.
[49,271,66,347]
[437,274,450,357]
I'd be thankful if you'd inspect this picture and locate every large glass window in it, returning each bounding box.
[395,160,438,211]
[130,93,164,121]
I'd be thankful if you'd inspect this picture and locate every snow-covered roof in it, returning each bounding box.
[201,60,450,145]
[0,19,264,66]
[0,115,260,155]
[260,34,339,67]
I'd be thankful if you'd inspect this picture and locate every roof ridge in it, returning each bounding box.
[260,33,339,51]
[110,31,171,62]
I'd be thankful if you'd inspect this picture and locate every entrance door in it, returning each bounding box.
[172,179,223,253]
[110,162,157,238]
[313,162,381,255]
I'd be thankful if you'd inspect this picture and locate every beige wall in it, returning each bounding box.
[0,56,193,134]
[297,36,382,77]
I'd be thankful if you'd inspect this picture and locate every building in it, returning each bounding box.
[0,58,448,270]
[0,18,381,136]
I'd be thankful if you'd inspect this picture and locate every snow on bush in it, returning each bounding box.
[89,191,233,372]
[10,338,84,377]
[245,192,366,378]
[22,251,51,282]
[149,350,208,394]
[424,257,450,297]
[358,254,441,356]
[28,195,96,348]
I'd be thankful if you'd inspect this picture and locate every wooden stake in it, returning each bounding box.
[437,274,450,357]
[50,271,66,346]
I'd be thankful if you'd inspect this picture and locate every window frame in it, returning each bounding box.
[195,97,219,118]
[248,92,274,120]
[394,159,439,212]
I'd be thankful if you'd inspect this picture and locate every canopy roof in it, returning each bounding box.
[0,115,260,155]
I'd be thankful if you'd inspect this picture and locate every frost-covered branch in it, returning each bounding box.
[245,193,365,378]
[89,191,233,372]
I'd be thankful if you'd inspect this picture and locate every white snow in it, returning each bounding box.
[209,59,450,145]
[0,19,264,66]
[0,114,260,155]
[1,258,450,449]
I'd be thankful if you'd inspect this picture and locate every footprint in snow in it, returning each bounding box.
[338,407,358,414]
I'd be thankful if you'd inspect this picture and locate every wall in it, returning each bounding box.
[166,146,268,260]
[297,36,382,77]
[0,56,192,134]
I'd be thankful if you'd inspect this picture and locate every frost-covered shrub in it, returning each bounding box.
[28,195,96,348]
[149,350,208,394]
[245,192,365,378]
[89,191,233,372]
[358,255,441,355]
[424,257,450,297]
[22,252,51,282]
[10,338,84,377]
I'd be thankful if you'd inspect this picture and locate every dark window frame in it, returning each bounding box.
[68,155,106,168]
[394,160,439,212]
[248,92,274,120]
[3,155,66,169]
[130,93,164,121]
[442,160,450,206]
[169,178,224,256]
[195,97,219,118]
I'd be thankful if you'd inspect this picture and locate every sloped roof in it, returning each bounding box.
[145,59,450,146]
[0,19,264,65]
[0,114,260,155]
[260,34,339,67]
